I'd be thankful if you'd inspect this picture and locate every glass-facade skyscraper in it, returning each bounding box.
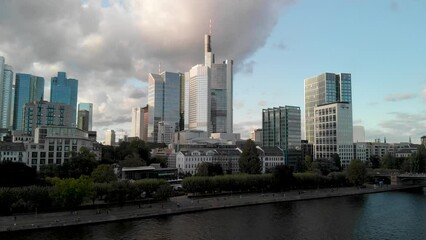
[78,102,93,131]
[13,73,45,130]
[304,73,351,143]
[184,34,233,135]
[147,72,181,143]
[0,56,14,129]
[262,106,301,167]
[50,72,78,126]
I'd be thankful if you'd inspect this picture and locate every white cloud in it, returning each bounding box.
[0,0,294,140]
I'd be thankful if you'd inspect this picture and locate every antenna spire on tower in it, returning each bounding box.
[209,19,212,35]
[158,63,161,74]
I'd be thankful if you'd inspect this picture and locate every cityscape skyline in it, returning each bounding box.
[0,1,425,143]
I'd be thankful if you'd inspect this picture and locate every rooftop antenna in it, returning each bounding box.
[209,19,212,35]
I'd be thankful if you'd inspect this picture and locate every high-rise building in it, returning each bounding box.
[147,72,181,143]
[157,121,175,145]
[78,103,93,131]
[313,102,353,167]
[304,73,351,143]
[262,106,302,167]
[23,100,73,135]
[131,106,148,141]
[184,34,233,135]
[13,73,44,131]
[50,72,78,126]
[353,125,366,143]
[105,129,115,146]
[77,110,90,131]
[0,57,14,130]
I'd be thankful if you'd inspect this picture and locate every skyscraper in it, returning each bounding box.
[184,34,233,135]
[105,129,115,146]
[77,110,90,131]
[0,57,14,130]
[147,72,181,143]
[131,106,147,140]
[78,103,93,131]
[304,73,351,143]
[50,72,78,126]
[13,73,45,130]
[262,106,302,167]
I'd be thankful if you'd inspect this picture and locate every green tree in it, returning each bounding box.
[64,147,99,178]
[411,145,426,173]
[239,139,261,174]
[0,161,38,187]
[91,164,117,183]
[272,165,294,190]
[382,153,396,169]
[304,155,313,171]
[39,164,60,178]
[332,153,342,171]
[49,176,94,210]
[196,162,209,176]
[346,159,367,186]
[196,162,223,176]
[312,158,338,175]
[370,155,381,169]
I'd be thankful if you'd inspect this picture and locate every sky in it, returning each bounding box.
[0,0,425,143]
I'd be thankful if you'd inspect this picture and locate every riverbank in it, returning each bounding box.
[0,184,423,233]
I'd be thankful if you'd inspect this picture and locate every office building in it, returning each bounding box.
[353,125,366,142]
[313,102,353,168]
[250,129,263,146]
[304,73,351,143]
[50,72,78,125]
[131,106,148,141]
[105,129,115,146]
[13,73,44,130]
[184,34,233,135]
[0,57,13,130]
[157,121,175,145]
[262,106,301,167]
[22,101,73,136]
[147,72,181,143]
[78,103,93,131]
[77,110,90,131]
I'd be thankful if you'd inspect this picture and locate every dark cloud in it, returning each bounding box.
[384,93,417,102]
[0,0,294,139]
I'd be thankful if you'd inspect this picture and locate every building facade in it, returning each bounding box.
[131,107,145,140]
[313,102,354,167]
[147,72,181,143]
[184,34,233,135]
[50,72,78,126]
[23,101,73,136]
[13,73,44,130]
[304,73,351,143]
[0,57,14,130]
[262,106,301,167]
[105,129,115,146]
[78,103,93,131]
[77,110,90,131]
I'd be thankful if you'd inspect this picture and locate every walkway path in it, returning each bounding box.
[0,184,421,233]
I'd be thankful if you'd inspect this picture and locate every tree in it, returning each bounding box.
[39,164,61,178]
[346,159,367,186]
[332,153,342,171]
[312,158,338,175]
[272,165,294,190]
[196,162,209,176]
[196,162,223,176]
[382,153,396,169]
[411,145,426,173]
[91,164,117,183]
[0,161,38,187]
[49,176,94,210]
[370,155,381,169]
[304,155,313,171]
[64,147,99,178]
[239,139,261,174]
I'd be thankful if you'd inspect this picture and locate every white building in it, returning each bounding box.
[353,125,365,142]
[0,142,26,163]
[0,56,14,131]
[105,129,116,146]
[158,121,175,145]
[314,102,354,168]
[257,146,284,173]
[131,107,145,140]
[25,126,101,171]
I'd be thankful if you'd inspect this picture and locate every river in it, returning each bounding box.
[4,188,426,240]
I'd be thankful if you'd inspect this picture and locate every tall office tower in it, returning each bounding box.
[353,125,366,142]
[179,73,185,131]
[13,73,45,130]
[50,72,78,126]
[157,121,175,144]
[131,107,145,140]
[314,102,353,168]
[23,100,73,135]
[262,106,302,167]
[78,103,93,131]
[184,34,233,135]
[147,72,181,143]
[77,110,90,131]
[105,129,115,146]
[304,73,351,144]
[0,57,14,130]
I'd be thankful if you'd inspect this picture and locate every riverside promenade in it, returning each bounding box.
[0,184,422,233]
